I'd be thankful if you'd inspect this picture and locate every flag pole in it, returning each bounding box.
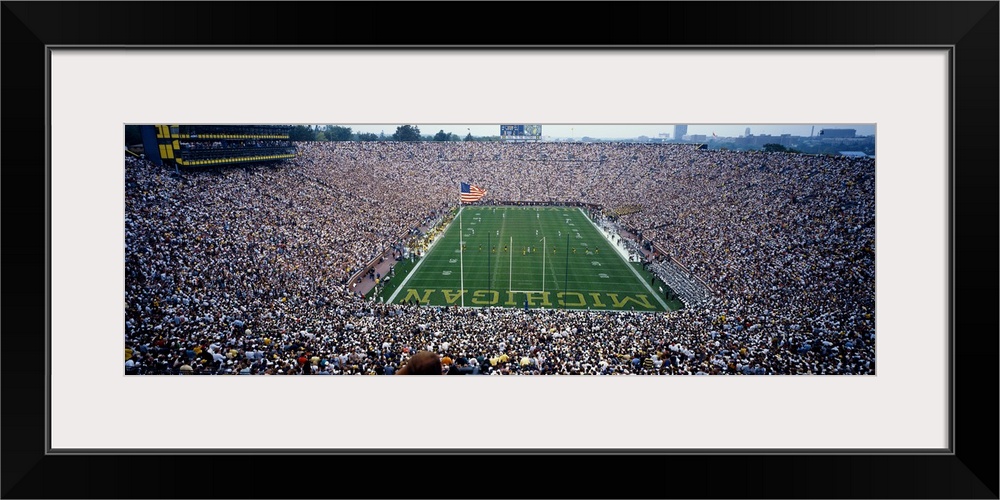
[459,194,464,307]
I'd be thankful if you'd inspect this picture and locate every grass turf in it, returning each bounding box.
[381,206,676,312]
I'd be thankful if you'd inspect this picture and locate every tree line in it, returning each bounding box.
[290,125,500,142]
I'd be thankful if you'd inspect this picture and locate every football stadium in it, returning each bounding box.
[382,205,677,312]
[124,124,876,375]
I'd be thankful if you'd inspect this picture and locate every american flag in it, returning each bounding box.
[460,182,486,203]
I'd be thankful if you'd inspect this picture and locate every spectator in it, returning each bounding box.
[395,351,442,375]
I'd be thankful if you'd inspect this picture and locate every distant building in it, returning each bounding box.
[674,125,688,142]
[745,127,751,137]
[819,128,856,138]
[689,134,707,142]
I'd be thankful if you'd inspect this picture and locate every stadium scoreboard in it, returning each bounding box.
[500,124,542,141]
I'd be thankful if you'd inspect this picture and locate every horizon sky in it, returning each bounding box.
[316,124,875,139]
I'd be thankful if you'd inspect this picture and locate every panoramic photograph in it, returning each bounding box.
[124,123,876,375]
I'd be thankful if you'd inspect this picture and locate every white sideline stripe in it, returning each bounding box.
[386,211,456,303]
[578,208,671,311]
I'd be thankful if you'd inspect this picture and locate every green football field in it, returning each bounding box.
[382,206,675,312]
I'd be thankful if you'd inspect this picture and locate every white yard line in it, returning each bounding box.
[490,207,509,291]
[578,208,672,311]
[386,207,460,303]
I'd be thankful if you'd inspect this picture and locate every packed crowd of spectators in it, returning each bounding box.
[125,140,875,375]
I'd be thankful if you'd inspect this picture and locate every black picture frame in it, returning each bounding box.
[3,2,996,498]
